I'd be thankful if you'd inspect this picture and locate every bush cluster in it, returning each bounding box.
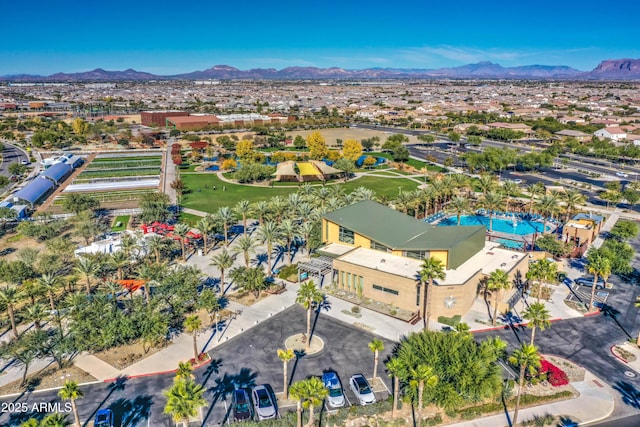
[539,359,569,386]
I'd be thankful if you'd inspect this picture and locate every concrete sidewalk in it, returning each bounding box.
[444,371,614,427]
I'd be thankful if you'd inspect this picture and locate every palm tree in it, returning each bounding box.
[136,262,157,304]
[280,219,300,264]
[25,303,48,331]
[562,189,586,222]
[418,257,446,331]
[480,192,505,232]
[251,200,271,227]
[109,250,129,281]
[386,357,403,418]
[500,180,520,213]
[408,364,438,420]
[256,221,283,277]
[233,234,257,268]
[455,322,472,337]
[526,259,557,301]
[478,174,497,195]
[277,348,295,398]
[175,361,194,381]
[269,196,288,222]
[586,250,611,312]
[216,206,235,246]
[163,379,207,427]
[368,338,384,384]
[448,196,469,225]
[235,199,251,235]
[184,315,202,361]
[535,193,560,234]
[0,286,22,338]
[299,222,314,255]
[509,344,541,427]
[523,302,551,346]
[146,234,167,264]
[38,272,60,312]
[74,256,98,295]
[209,249,236,295]
[486,269,511,326]
[289,377,329,427]
[527,182,545,214]
[58,380,83,427]
[296,281,325,351]
[173,223,191,261]
[40,413,70,427]
[196,215,216,254]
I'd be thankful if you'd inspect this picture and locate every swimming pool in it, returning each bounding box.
[438,215,546,235]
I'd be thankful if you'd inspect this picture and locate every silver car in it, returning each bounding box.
[252,384,276,420]
[322,371,346,408]
[349,374,376,405]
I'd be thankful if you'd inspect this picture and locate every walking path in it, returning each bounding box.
[591,209,620,249]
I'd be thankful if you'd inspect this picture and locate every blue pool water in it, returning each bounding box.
[438,215,546,235]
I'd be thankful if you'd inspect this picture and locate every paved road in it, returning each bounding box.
[593,413,640,426]
[0,142,29,193]
[0,306,393,426]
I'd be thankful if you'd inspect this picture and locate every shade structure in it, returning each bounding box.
[41,162,72,184]
[11,177,55,207]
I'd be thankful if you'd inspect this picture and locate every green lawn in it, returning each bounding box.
[369,152,446,172]
[111,215,130,232]
[181,174,421,213]
[179,212,205,225]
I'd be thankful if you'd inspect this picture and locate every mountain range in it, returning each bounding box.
[3,59,640,81]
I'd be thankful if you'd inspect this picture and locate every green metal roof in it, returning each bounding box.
[323,200,484,251]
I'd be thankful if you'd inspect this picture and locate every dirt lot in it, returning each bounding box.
[94,340,167,371]
[0,231,47,262]
[0,364,97,395]
[287,127,424,146]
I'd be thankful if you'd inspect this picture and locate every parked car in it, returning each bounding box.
[20,159,29,165]
[349,374,376,405]
[322,371,346,408]
[232,388,253,421]
[252,384,277,420]
[574,277,605,289]
[94,409,114,427]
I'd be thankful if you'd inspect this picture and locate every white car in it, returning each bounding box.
[349,374,376,405]
[322,371,346,408]
[616,172,629,178]
[252,385,276,420]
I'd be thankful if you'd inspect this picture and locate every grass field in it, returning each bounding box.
[111,215,130,232]
[179,212,205,225]
[181,173,421,213]
[368,152,446,172]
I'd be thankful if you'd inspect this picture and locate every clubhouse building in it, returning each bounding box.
[318,201,530,320]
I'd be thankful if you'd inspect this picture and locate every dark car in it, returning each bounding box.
[574,277,605,289]
[94,409,114,427]
[232,388,253,421]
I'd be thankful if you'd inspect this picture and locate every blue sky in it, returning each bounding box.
[3,0,640,75]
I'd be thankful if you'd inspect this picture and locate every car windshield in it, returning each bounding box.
[257,391,271,408]
[329,387,343,397]
[235,402,249,412]
[355,378,370,393]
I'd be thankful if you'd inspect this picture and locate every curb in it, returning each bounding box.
[103,357,213,383]
[583,310,601,317]
[610,344,629,365]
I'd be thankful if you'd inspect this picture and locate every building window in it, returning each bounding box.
[405,250,428,260]
[339,226,354,244]
[372,284,399,296]
[371,240,391,252]
[416,284,421,306]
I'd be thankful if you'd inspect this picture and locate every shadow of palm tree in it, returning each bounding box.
[201,368,258,426]
[109,394,153,427]
[253,253,268,268]
[200,358,223,386]
[614,381,640,408]
[83,376,128,426]
[601,304,633,339]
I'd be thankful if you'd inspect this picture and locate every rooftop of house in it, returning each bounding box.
[572,213,604,224]
[323,200,484,251]
[333,241,526,286]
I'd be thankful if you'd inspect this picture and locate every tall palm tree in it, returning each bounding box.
[196,215,216,254]
[40,413,70,427]
[526,259,557,301]
[0,286,22,338]
[163,379,207,427]
[109,250,129,281]
[146,234,167,264]
[280,219,300,264]
[251,200,271,227]
[289,377,329,427]
[233,234,257,268]
[562,189,586,222]
[523,302,551,346]
[448,196,470,225]
[386,357,403,418]
[277,348,295,398]
[21,280,44,306]
[173,223,191,261]
[269,196,288,222]
[486,269,511,326]
[500,180,520,213]
[256,221,283,277]
[216,206,235,246]
[586,250,611,312]
[419,185,436,218]
[535,193,560,234]
[368,338,384,384]
[25,303,47,331]
[408,364,438,420]
[235,199,251,235]
[315,186,331,209]
[509,344,541,427]
[478,174,497,195]
[480,192,505,232]
[527,182,546,214]
[299,222,314,256]
[184,315,202,361]
[58,380,83,427]
[175,361,194,381]
[74,256,98,295]
[136,262,157,304]
[418,257,446,331]
[209,249,236,295]
[38,273,60,312]
[296,281,325,351]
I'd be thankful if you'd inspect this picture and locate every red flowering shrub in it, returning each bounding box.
[539,359,569,386]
